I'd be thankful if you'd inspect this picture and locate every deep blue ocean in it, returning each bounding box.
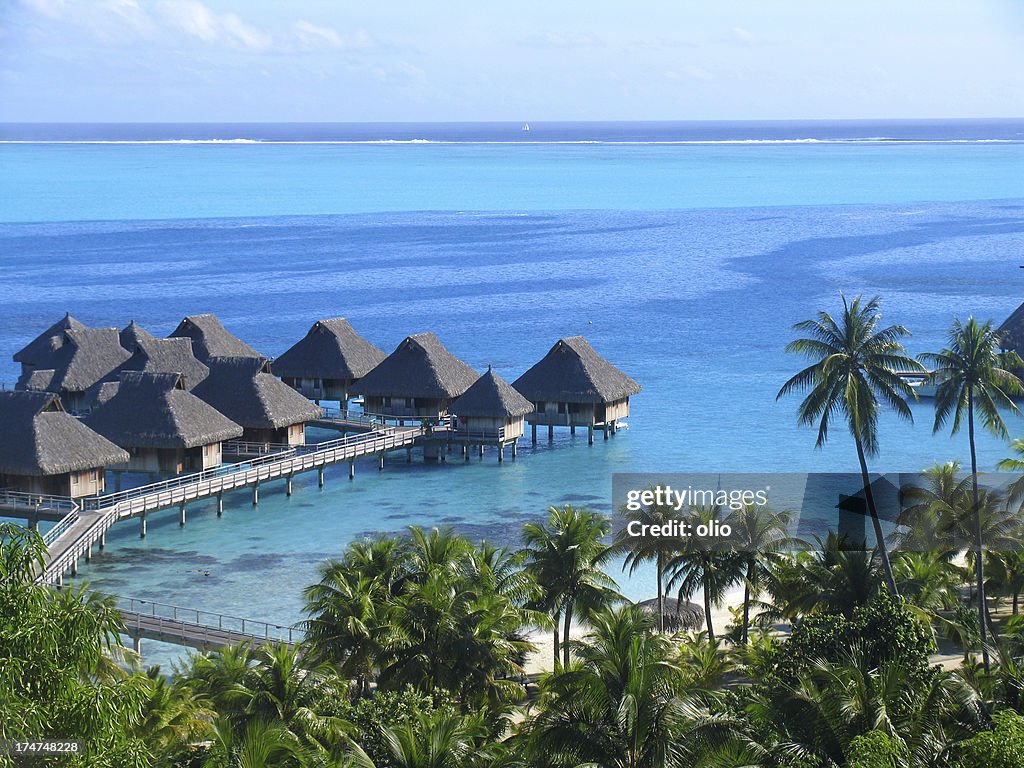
[2,120,1024,667]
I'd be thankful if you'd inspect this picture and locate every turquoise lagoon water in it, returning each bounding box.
[2,121,1024,666]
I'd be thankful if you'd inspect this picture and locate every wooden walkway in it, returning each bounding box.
[117,595,302,652]
[35,424,422,586]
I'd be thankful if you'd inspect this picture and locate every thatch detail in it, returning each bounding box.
[998,302,1024,354]
[350,332,479,400]
[192,357,323,430]
[19,369,56,392]
[0,391,129,476]
[114,335,209,390]
[450,367,533,418]
[84,371,243,449]
[272,318,386,381]
[13,312,86,365]
[119,320,158,351]
[513,336,641,404]
[635,597,705,633]
[169,314,261,362]
[16,327,131,395]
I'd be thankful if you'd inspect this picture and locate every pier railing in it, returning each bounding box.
[117,594,304,645]
[0,490,80,516]
[446,426,509,442]
[222,440,296,456]
[42,508,81,546]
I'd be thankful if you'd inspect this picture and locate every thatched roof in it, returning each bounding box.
[0,391,129,476]
[450,367,533,418]
[272,318,386,381]
[350,333,479,400]
[119,320,157,351]
[513,336,641,404]
[192,357,323,430]
[114,335,209,390]
[169,314,261,362]
[635,597,705,633]
[13,312,87,365]
[84,371,243,449]
[999,302,1024,353]
[16,327,131,395]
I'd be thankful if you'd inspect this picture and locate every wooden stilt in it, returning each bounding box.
[140,513,147,538]
[85,544,92,563]
[286,475,293,496]
[216,493,224,517]
[252,484,259,506]
[532,423,537,444]
[179,503,186,526]
[71,558,78,577]
[349,461,355,480]
[548,425,554,442]
[379,454,385,471]
[318,467,325,487]
[588,425,594,445]
[498,445,504,463]
[99,532,106,550]
[512,441,518,459]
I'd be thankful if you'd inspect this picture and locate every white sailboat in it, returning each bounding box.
[521,123,530,132]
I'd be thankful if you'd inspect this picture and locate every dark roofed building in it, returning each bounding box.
[17,327,132,412]
[513,336,640,444]
[0,390,128,498]
[13,312,87,369]
[192,357,323,446]
[350,332,479,421]
[84,371,243,475]
[119,320,158,351]
[169,314,262,362]
[273,318,386,404]
[449,366,534,459]
[113,333,210,390]
[999,302,1024,356]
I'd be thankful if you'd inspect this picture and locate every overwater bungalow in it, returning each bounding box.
[84,371,243,475]
[169,314,262,363]
[115,321,210,389]
[0,390,128,498]
[16,327,132,412]
[350,332,479,422]
[192,357,323,446]
[272,318,386,404]
[999,301,1024,356]
[449,366,534,460]
[513,336,641,444]
[12,312,87,376]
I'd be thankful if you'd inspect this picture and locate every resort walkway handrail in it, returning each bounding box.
[222,439,295,455]
[317,407,393,423]
[447,426,508,442]
[0,489,80,515]
[42,507,81,546]
[115,593,304,645]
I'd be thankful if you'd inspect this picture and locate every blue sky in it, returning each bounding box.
[1,0,1022,122]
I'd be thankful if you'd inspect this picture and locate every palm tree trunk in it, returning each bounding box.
[742,559,753,645]
[657,551,665,634]
[704,577,715,642]
[553,609,561,669]
[1014,591,1019,616]
[968,390,991,672]
[563,602,574,667]
[855,437,899,597]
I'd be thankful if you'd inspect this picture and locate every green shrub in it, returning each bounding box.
[952,710,1024,768]
[846,730,907,768]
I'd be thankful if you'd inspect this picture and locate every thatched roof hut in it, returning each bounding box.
[16,327,131,409]
[169,314,261,362]
[513,336,641,404]
[0,391,129,478]
[273,318,386,382]
[352,333,478,400]
[113,332,209,390]
[635,597,705,633]
[119,320,157,351]
[450,366,533,419]
[85,371,242,450]
[998,301,1024,354]
[13,312,87,367]
[192,357,322,444]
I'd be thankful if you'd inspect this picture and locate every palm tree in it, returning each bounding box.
[726,503,801,644]
[522,505,620,667]
[778,293,922,596]
[920,316,1024,671]
[134,668,213,763]
[665,504,742,641]
[522,605,691,768]
[611,491,681,633]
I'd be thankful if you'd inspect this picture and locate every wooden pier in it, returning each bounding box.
[31,423,422,586]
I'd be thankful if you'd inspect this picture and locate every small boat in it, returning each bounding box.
[897,372,937,398]
[521,123,530,132]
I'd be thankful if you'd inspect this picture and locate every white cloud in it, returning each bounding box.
[294,20,342,49]
[154,0,271,51]
[733,26,755,42]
